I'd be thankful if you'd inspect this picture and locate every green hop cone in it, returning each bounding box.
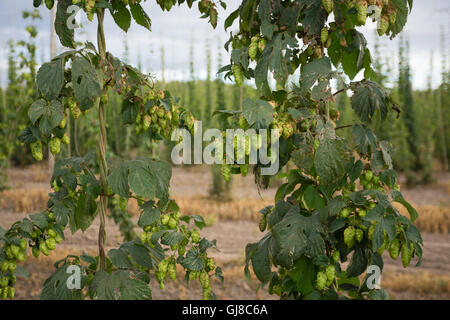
[158,260,169,274]
[48,229,57,238]
[401,242,413,268]
[167,217,177,229]
[178,245,186,256]
[20,238,27,250]
[221,163,231,182]
[8,287,15,300]
[8,261,17,273]
[377,236,388,255]
[322,0,333,13]
[168,263,177,281]
[191,230,200,243]
[54,233,63,244]
[185,114,195,130]
[70,103,81,119]
[232,64,244,86]
[248,42,258,60]
[240,164,249,176]
[30,140,43,161]
[189,271,198,281]
[49,137,61,155]
[332,250,340,263]
[389,10,397,25]
[46,237,56,250]
[321,27,328,43]
[258,38,267,53]
[11,245,20,258]
[340,208,350,218]
[202,287,212,300]
[344,226,355,248]
[206,258,215,271]
[325,265,335,282]
[388,238,400,260]
[157,107,165,118]
[39,242,49,256]
[258,215,267,232]
[140,232,148,244]
[32,246,40,258]
[355,229,364,243]
[59,117,66,129]
[238,115,248,130]
[17,252,26,262]
[356,0,368,25]
[143,114,152,130]
[61,134,70,145]
[358,209,367,218]
[199,271,210,289]
[316,271,327,290]
[364,170,374,182]
[378,16,389,35]
[161,214,170,225]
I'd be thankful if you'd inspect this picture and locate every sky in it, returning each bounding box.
[0,0,449,90]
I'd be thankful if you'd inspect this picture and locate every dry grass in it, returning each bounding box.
[0,188,49,213]
[383,271,450,299]
[6,163,50,185]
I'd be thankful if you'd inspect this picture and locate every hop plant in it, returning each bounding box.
[30,140,43,161]
[221,163,231,182]
[232,64,244,86]
[321,27,328,43]
[344,226,355,248]
[258,38,267,53]
[49,137,61,155]
[378,16,389,35]
[322,0,334,13]
[316,271,327,290]
[388,238,400,260]
[356,0,368,25]
[401,242,413,268]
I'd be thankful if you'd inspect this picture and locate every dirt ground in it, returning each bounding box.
[1,165,449,300]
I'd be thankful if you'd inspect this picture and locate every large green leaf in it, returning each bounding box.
[29,99,64,136]
[242,98,274,129]
[36,58,64,100]
[107,160,130,198]
[300,57,332,91]
[138,206,161,227]
[346,247,368,278]
[271,207,324,268]
[130,3,151,30]
[351,80,388,122]
[41,265,83,300]
[110,0,131,32]
[314,138,346,185]
[352,124,377,154]
[55,0,75,48]
[71,57,101,111]
[290,256,316,295]
[108,249,134,269]
[300,0,328,36]
[90,270,152,300]
[389,0,409,38]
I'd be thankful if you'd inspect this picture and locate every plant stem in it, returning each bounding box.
[97,8,107,270]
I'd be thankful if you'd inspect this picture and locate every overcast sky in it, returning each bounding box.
[0,0,449,89]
